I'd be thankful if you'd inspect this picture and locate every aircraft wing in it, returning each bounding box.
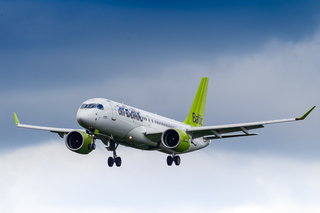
[14,113,114,141]
[145,106,315,141]
[14,113,81,138]
[187,106,316,139]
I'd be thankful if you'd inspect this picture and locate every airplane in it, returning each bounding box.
[14,77,316,167]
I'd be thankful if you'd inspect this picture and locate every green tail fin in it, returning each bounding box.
[183,77,209,127]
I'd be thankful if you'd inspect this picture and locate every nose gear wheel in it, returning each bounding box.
[167,153,181,166]
[167,156,173,166]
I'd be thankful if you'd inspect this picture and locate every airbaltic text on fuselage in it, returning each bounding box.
[193,112,203,126]
[118,105,143,122]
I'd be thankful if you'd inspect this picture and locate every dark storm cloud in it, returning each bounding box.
[1,1,319,155]
[1,2,320,212]
[1,0,319,90]
[2,1,318,46]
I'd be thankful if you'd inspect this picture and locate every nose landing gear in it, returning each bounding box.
[167,153,181,166]
[86,129,97,150]
[85,130,122,167]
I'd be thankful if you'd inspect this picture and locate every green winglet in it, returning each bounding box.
[13,113,20,125]
[298,106,316,120]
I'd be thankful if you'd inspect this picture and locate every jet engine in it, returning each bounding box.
[65,131,93,154]
[161,129,191,153]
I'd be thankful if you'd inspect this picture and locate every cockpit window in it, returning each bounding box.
[88,104,96,108]
[80,103,104,110]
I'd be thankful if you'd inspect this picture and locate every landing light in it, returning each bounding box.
[129,136,133,140]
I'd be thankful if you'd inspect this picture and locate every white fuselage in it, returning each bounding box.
[76,98,210,154]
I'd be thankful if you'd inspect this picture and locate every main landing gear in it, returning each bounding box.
[167,153,181,166]
[108,156,121,167]
[106,140,122,167]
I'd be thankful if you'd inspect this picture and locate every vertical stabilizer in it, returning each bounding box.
[183,77,209,127]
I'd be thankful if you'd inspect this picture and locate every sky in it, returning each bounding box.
[1,1,320,212]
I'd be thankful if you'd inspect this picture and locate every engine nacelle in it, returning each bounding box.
[161,129,191,153]
[65,131,93,155]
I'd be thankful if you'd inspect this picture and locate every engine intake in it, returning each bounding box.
[161,129,191,153]
[65,131,92,154]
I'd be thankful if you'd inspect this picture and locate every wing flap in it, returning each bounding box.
[187,118,297,139]
[205,133,259,140]
[187,106,316,139]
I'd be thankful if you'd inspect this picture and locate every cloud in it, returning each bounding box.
[2,3,319,212]
[1,141,320,213]
[3,29,319,159]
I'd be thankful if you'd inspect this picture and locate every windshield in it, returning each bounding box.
[80,103,104,110]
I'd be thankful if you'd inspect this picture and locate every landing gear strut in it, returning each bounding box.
[86,129,96,150]
[167,153,181,166]
[106,140,122,167]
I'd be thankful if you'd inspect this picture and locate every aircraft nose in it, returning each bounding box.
[77,110,93,128]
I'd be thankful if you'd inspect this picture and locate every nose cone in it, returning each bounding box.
[77,109,94,129]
